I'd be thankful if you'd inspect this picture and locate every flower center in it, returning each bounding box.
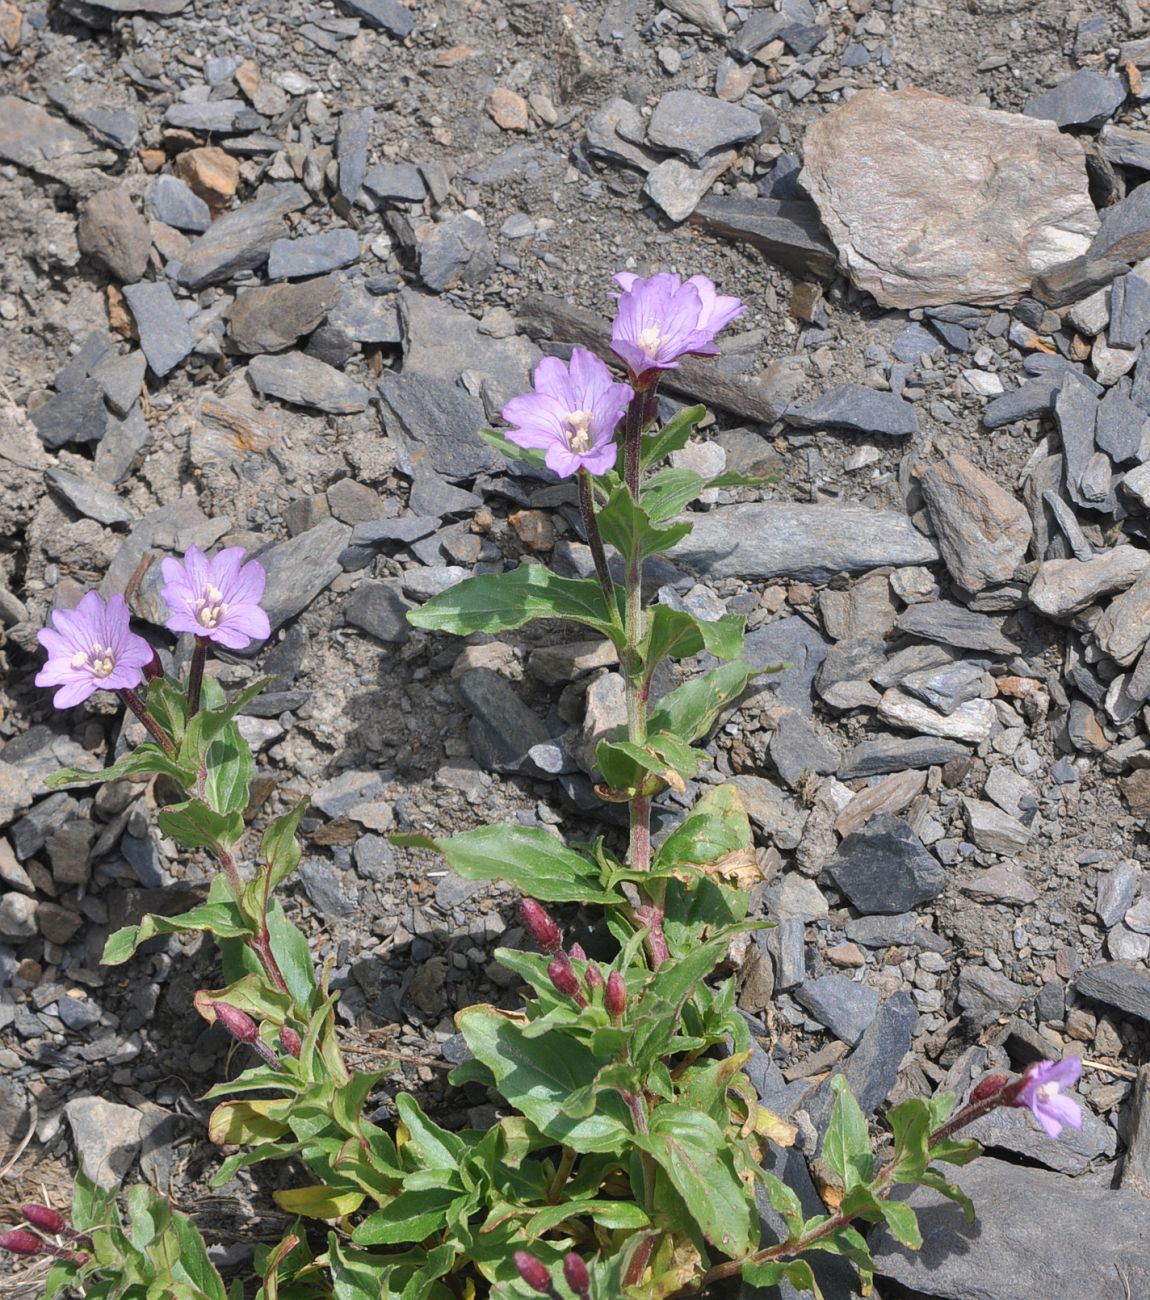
[637,324,666,359]
[71,641,116,679]
[563,409,594,454]
[195,584,229,629]
[1035,1081,1061,1103]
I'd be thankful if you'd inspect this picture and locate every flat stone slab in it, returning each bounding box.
[802,88,1099,307]
[872,1157,1150,1299]
[176,184,309,291]
[786,383,918,437]
[248,352,369,414]
[646,90,762,166]
[672,503,939,582]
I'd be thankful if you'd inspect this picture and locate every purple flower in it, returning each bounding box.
[501,348,633,479]
[1012,1057,1084,1140]
[35,591,154,709]
[610,272,744,386]
[160,545,271,649]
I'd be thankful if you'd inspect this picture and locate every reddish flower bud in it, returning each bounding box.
[568,942,587,961]
[0,1229,43,1256]
[213,1001,259,1044]
[970,1072,1011,1104]
[514,1250,553,1295]
[21,1204,66,1234]
[606,970,626,1020]
[584,961,604,990]
[279,1024,302,1058]
[520,899,563,954]
[564,1252,591,1298]
[548,959,588,1008]
[143,649,164,682]
[65,1250,90,1266]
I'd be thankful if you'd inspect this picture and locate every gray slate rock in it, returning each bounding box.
[90,349,146,416]
[956,966,1028,1021]
[458,668,550,773]
[872,1158,1150,1300]
[163,100,255,133]
[297,860,357,919]
[333,0,415,36]
[786,383,918,437]
[672,503,938,582]
[267,230,360,279]
[1023,68,1127,129]
[257,517,352,638]
[30,381,107,450]
[827,812,946,914]
[895,601,1018,655]
[176,184,309,291]
[1076,960,1150,1021]
[742,616,828,713]
[64,1097,141,1191]
[770,711,839,787]
[363,162,426,203]
[337,108,373,208]
[1109,269,1150,348]
[1091,180,1150,263]
[45,469,133,526]
[417,213,495,293]
[95,406,150,483]
[838,736,969,779]
[145,174,211,233]
[327,283,402,345]
[793,975,878,1045]
[920,453,1032,592]
[343,580,413,644]
[227,277,341,354]
[646,90,762,166]
[248,352,370,413]
[1096,386,1149,463]
[379,371,498,480]
[121,281,195,378]
[689,195,838,280]
[960,1095,1115,1175]
[901,659,986,715]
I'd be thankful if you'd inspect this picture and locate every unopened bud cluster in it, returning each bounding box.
[521,899,624,1020]
[0,1205,91,1265]
[214,1001,301,1069]
[514,1249,593,1299]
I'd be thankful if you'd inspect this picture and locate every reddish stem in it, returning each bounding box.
[118,688,176,756]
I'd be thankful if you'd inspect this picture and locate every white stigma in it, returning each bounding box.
[563,409,594,454]
[637,324,666,359]
[74,641,115,678]
[194,583,229,629]
[1035,1081,1061,1102]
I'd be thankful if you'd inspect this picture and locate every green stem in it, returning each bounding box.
[577,469,615,614]
[216,843,290,999]
[546,1147,576,1205]
[118,688,177,757]
[187,635,209,718]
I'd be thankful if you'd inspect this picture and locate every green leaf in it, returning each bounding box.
[144,675,188,748]
[877,1198,922,1249]
[642,466,704,521]
[262,799,308,889]
[170,1208,229,1300]
[760,1171,804,1239]
[178,678,271,769]
[597,483,692,564]
[654,782,753,872]
[917,1167,976,1224]
[643,604,745,668]
[157,799,244,853]
[638,1107,757,1256]
[783,1259,824,1298]
[823,1076,874,1192]
[887,1098,932,1184]
[596,731,702,794]
[406,565,619,643]
[392,825,616,904]
[477,426,549,472]
[328,1234,392,1300]
[740,1261,786,1288]
[929,1136,981,1167]
[47,743,192,791]
[647,659,755,742]
[102,900,251,965]
[457,1006,630,1153]
[266,899,319,1011]
[201,722,256,816]
[395,1094,465,1170]
[352,1188,459,1245]
[640,404,706,470]
[522,1199,649,1236]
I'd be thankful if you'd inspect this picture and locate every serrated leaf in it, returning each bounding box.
[272,1186,364,1220]
[823,1076,874,1192]
[406,565,620,643]
[393,825,617,904]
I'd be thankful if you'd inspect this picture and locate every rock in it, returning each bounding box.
[77,188,150,283]
[145,174,211,233]
[95,405,151,483]
[819,575,896,643]
[343,580,413,644]
[1096,387,1149,463]
[257,517,351,638]
[920,454,1032,592]
[785,383,917,437]
[1076,960,1150,1022]
[878,690,995,743]
[46,468,133,526]
[162,100,255,134]
[646,90,762,166]
[1121,1066,1150,1197]
[458,668,550,773]
[1109,268,1150,349]
[91,349,147,416]
[176,184,309,291]
[1091,181,1150,263]
[363,162,426,204]
[379,371,496,480]
[960,863,1037,905]
[664,0,727,37]
[672,503,937,582]
[248,353,369,413]
[835,770,927,838]
[957,966,1029,1020]
[643,152,735,223]
[961,1091,1114,1175]
[900,659,985,715]
[769,711,839,788]
[801,89,1098,308]
[741,616,829,713]
[764,917,805,991]
[487,88,530,132]
[1032,253,1128,307]
[174,146,239,211]
[121,281,195,378]
[1095,568,1150,665]
[1023,69,1127,129]
[333,0,415,38]
[1097,862,1139,927]
[337,108,373,207]
[0,892,37,939]
[64,1097,142,1190]
[585,97,661,172]
[895,602,1017,655]
[872,1158,1150,1299]
[0,95,110,185]
[838,736,969,780]
[297,860,357,919]
[30,380,107,450]
[732,775,808,851]
[227,277,340,354]
[827,812,946,915]
[268,230,360,279]
[417,213,495,293]
[793,976,878,1046]
[326,283,402,345]
[962,797,1032,853]
[689,194,839,280]
[1029,547,1150,617]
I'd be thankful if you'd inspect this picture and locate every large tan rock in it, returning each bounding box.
[801,88,1099,308]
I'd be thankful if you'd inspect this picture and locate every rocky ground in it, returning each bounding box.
[4,0,1150,1297]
